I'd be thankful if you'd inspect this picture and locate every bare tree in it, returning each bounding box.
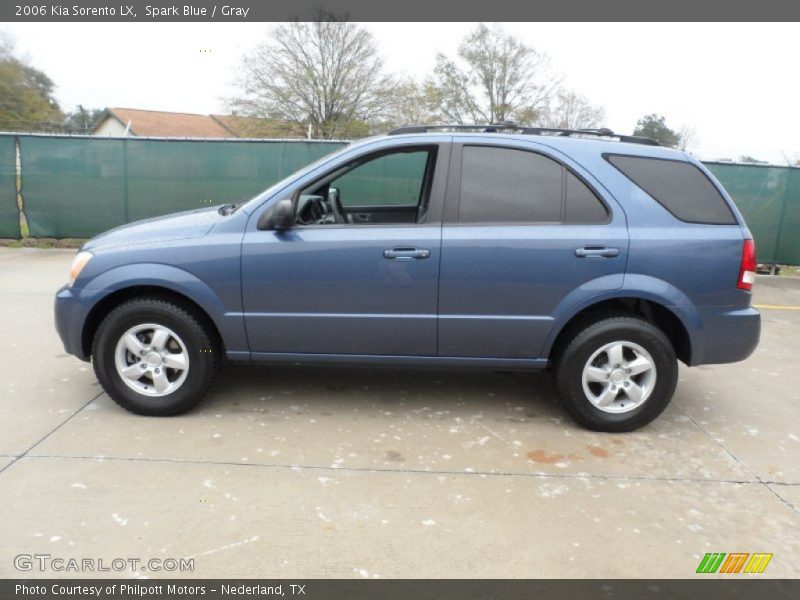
[677,124,697,151]
[375,79,440,131]
[430,24,560,125]
[229,14,395,139]
[538,90,605,130]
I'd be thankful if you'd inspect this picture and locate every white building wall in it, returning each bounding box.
[93,117,130,136]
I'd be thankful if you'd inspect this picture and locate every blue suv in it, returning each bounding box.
[54,125,760,431]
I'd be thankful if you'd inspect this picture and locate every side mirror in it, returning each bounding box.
[328,187,340,204]
[257,198,294,231]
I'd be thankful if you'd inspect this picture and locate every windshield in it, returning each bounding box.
[232,141,364,213]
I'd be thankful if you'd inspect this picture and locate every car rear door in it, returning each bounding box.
[437,139,629,360]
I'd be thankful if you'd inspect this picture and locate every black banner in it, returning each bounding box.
[3,580,800,600]
[3,0,800,22]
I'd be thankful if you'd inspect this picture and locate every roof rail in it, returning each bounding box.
[387,124,659,146]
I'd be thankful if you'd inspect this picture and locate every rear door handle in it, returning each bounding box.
[383,247,431,261]
[574,246,620,258]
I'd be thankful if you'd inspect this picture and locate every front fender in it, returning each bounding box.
[80,263,248,358]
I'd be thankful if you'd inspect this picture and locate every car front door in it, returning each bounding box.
[241,141,450,358]
[438,140,629,360]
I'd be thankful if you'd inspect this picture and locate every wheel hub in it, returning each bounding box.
[114,323,190,397]
[581,340,657,414]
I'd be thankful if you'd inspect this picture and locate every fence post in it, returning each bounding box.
[15,135,26,239]
[771,168,792,266]
[278,141,287,180]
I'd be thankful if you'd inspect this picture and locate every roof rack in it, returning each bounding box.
[387,124,659,146]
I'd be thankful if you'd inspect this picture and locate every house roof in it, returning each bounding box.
[98,108,236,138]
[210,114,306,138]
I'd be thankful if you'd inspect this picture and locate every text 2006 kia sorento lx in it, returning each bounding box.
[55,125,760,431]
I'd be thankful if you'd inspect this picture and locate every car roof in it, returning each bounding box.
[382,131,690,161]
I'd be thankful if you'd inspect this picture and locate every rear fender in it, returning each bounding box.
[542,273,700,359]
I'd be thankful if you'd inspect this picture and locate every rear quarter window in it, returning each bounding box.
[605,154,737,225]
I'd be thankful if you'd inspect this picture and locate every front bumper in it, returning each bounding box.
[54,284,108,361]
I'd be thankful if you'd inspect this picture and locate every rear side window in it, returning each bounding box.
[458,146,608,224]
[606,155,737,225]
[460,146,562,222]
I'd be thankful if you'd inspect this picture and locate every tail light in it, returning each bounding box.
[737,239,756,291]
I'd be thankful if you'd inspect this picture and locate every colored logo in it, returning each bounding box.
[696,552,773,574]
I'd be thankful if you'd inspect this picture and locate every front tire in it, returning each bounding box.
[92,298,219,416]
[553,316,678,432]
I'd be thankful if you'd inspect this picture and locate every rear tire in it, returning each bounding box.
[91,298,219,416]
[553,316,678,432]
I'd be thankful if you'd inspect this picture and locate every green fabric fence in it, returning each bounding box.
[17,135,345,239]
[1,134,799,265]
[705,162,800,265]
[0,136,19,238]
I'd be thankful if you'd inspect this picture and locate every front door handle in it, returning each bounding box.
[383,247,431,261]
[574,246,620,258]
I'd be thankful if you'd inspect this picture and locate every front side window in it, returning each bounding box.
[296,147,436,226]
[458,146,607,224]
[334,151,430,208]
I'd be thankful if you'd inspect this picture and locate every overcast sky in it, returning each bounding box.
[3,22,798,163]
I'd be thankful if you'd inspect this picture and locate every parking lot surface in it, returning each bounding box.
[0,248,798,578]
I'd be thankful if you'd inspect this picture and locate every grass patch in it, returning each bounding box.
[777,265,800,277]
[0,238,87,249]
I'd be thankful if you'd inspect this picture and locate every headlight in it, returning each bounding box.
[69,251,93,286]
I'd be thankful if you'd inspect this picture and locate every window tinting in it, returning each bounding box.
[606,155,736,225]
[565,171,608,223]
[459,147,562,223]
